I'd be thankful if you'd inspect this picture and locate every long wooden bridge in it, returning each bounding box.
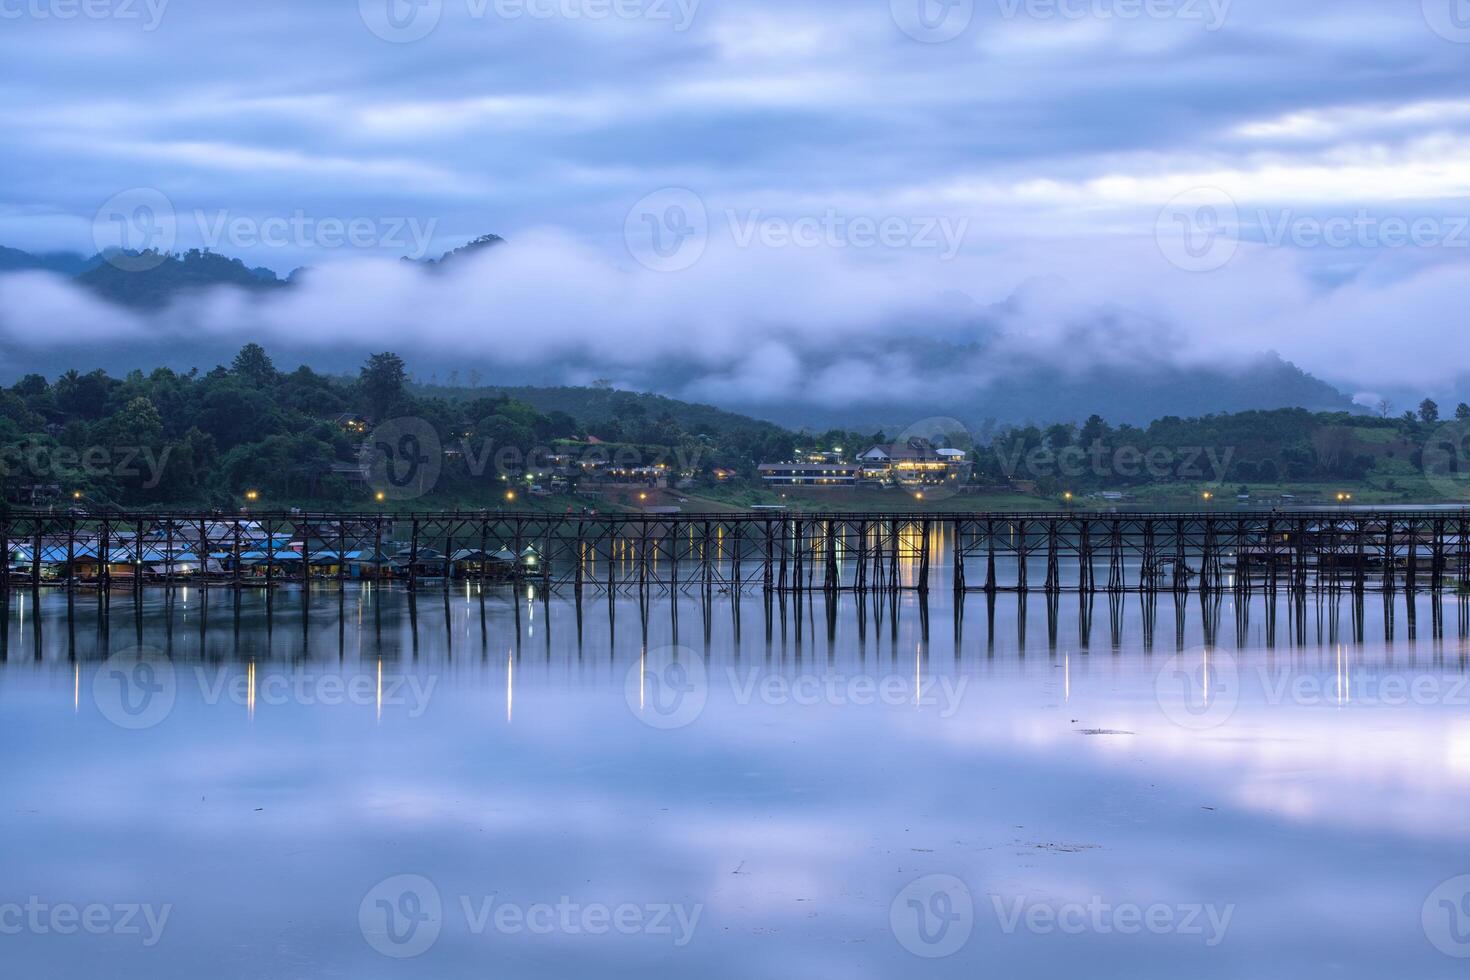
[4,509,1469,597]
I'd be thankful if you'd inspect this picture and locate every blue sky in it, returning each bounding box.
[3,0,1470,398]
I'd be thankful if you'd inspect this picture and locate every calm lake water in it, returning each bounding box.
[2,582,1469,978]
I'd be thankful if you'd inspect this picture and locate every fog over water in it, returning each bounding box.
[2,579,1468,978]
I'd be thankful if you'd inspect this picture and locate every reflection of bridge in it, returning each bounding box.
[4,510,1470,596]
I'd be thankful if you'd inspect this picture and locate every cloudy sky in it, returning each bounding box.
[3,0,1470,401]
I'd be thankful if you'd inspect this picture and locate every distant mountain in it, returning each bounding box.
[0,235,1365,427]
[0,234,507,309]
[422,382,790,441]
[408,233,505,270]
[0,245,98,276]
[711,352,1358,433]
[74,249,287,308]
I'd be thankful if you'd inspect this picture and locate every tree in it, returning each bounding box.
[1456,403,1470,422]
[360,352,407,420]
[1419,399,1440,424]
[231,343,278,386]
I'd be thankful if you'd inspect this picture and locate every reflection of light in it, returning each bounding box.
[1201,648,1210,708]
[74,664,79,713]
[639,647,646,714]
[247,661,256,721]
[915,645,921,706]
[376,659,383,722]
[1064,652,1071,704]
[506,651,514,724]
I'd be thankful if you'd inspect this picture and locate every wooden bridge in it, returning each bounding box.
[4,509,1470,597]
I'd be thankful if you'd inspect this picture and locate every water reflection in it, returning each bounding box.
[0,584,1468,978]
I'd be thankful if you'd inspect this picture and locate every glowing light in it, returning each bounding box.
[245,490,260,502]
[375,491,386,503]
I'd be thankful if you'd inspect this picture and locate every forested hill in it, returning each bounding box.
[420,383,790,446]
